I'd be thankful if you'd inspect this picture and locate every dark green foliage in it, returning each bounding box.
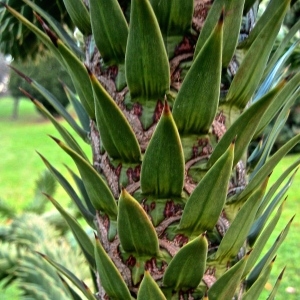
[8,54,74,116]
[0,0,73,61]
[284,0,300,28]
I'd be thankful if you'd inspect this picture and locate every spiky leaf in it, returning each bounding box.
[138,271,167,300]
[94,235,131,300]
[62,0,91,35]
[178,142,234,237]
[226,0,290,108]
[125,0,170,102]
[89,70,141,162]
[118,189,159,256]
[141,102,184,197]
[52,137,117,219]
[90,0,128,65]
[173,14,223,134]
[208,252,249,300]
[163,234,208,291]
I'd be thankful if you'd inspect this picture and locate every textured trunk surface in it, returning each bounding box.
[83,1,256,297]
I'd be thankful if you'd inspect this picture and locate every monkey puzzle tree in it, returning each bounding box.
[0,0,300,299]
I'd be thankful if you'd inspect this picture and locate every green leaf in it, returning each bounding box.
[194,0,245,67]
[254,73,300,137]
[243,202,283,278]
[172,14,223,134]
[37,253,96,300]
[58,274,82,300]
[248,173,295,246]
[29,97,88,160]
[246,217,294,287]
[240,0,288,50]
[243,0,257,14]
[38,153,95,228]
[267,268,286,300]
[118,189,159,257]
[52,137,118,220]
[255,42,299,101]
[251,111,289,178]
[65,165,96,216]
[235,134,300,204]
[138,271,167,300]
[90,0,128,65]
[163,234,208,291]
[209,81,285,167]
[178,143,234,237]
[150,0,193,35]
[89,70,141,163]
[62,82,90,133]
[257,161,300,217]
[62,0,91,35]
[2,3,64,65]
[141,102,184,197]
[125,0,170,102]
[55,38,95,119]
[94,235,131,300]
[226,0,290,108]
[243,258,274,300]
[215,178,268,262]
[149,0,193,57]
[10,66,88,142]
[208,252,249,300]
[264,19,300,77]
[22,0,83,57]
[221,0,245,67]
[43,194,95,268]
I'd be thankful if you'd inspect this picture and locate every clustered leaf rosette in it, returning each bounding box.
[1,0,299,299]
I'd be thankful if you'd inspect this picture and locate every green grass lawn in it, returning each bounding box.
[0,97,91,211]
[0,97,299,299]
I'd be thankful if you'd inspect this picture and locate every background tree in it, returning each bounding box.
[8,54,74,117]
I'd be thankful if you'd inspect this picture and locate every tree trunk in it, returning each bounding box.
[83,1,256,297]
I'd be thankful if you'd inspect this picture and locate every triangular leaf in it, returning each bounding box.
[51,137,117,220]
[118,189,159,256]
[178,142,234,237]
[173,13,223,134]
[90,0,128,65]
[208,252,249,300]
[163,234,207,291]
[138,271,167,300]
[94,235,131,300]
[141,102,184,197]
[226,0,290,108]
[89,70,141,163]
[43,194,95,269]
[62,0,91,35]
[215,178,268,262]
[125,0,170,102]
[209,81,285,167]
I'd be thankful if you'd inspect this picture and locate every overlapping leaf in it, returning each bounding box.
[141,102,184,197]
[125,0,170,102]
[173,13,223,134]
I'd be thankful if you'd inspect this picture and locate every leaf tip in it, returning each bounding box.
[219,7,225,24]
[34,12,58,47]
[35,251,46,258]
[9,65,32,83]
[19,87,34,101]
[163,99,171,115]
[279,267,286,280]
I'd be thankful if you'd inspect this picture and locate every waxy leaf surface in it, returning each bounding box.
[118,189,159,256]
[141,102,184,197]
